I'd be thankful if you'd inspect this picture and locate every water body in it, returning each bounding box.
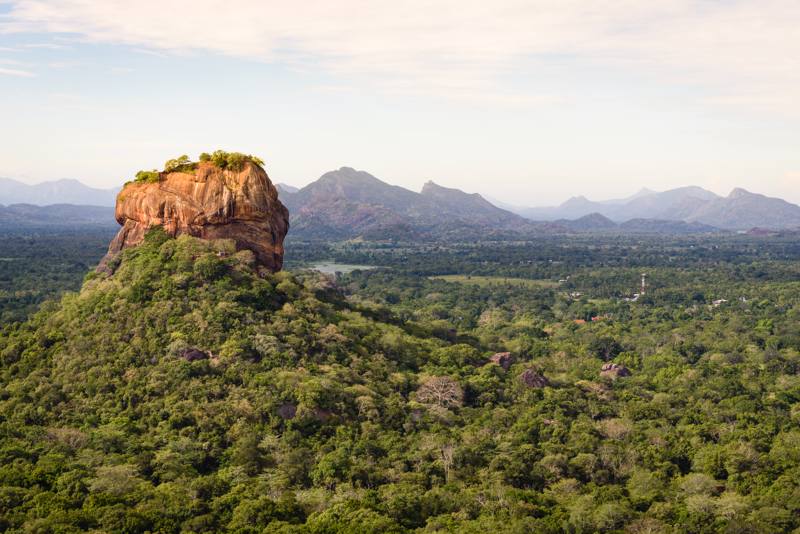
[310,262,377,275]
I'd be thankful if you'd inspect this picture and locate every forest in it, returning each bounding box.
[1,230,800,533]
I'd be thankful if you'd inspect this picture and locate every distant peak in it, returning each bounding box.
[318,167,380,183]
[728,187,753,198]
[421,181,484,200]
[421,180,447,193]
[560,195,591,207]
[276,183,299,194]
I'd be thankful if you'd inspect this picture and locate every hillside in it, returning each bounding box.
[0,177,119,207]
[419,180,528,227]
[0,231,453,532]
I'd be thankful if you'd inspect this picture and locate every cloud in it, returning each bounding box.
[1,1,799,111]
[22,42,67,49]
[0,65,33,76]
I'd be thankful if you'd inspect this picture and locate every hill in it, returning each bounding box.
[0,230,455,532]
[0,177,119,207]
[3,230,616,533]
[554,213,618,232]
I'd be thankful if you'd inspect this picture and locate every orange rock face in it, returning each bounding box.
[99,161,289,272]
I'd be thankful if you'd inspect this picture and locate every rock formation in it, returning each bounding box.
[99,160,289,272]
[519,368,549,388]
[179,348,208,362]
[600,363,631,379]
[488,352,515,371]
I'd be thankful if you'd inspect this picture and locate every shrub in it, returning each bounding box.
[163,154,194,173]
[134,170,160,183]
[204,150,264,171]
[129,150,264,185]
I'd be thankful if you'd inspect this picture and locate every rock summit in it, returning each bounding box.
[99,155,289,272]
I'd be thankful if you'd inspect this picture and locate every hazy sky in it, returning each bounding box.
[1,1,799,206]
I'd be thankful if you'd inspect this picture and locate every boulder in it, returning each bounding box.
[277,403,297,420]
[519,368,549,388]
[489,352,515,370]
[179,348,208,362]
[600,363,631,378]
[99,160,289,272]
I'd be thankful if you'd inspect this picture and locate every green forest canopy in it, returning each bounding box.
[1,231,800,532]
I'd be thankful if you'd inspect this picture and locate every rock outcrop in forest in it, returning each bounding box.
[99,154,289,272]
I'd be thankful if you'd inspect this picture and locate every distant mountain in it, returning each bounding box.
[517,196,605,221]
[552,213,719,234]
[613,186,719,221]
[419,181,527,228]
[0,203,117,229]
[280,167,547,240]
[276,183,299,196]
[598,187,657,206]
[686,188,800,230]
[503,188,656,218]
[509,185,800,230]
[0,177,119,207]
[554,213,618,231]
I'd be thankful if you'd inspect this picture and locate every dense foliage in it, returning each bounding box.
[1,233,800,532]
[199,150,265,171]
[130,151,266,185]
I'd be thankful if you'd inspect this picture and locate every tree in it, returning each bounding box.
[416,376,463,408]
[163,154,191,172]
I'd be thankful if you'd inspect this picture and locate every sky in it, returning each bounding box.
[0,0,799,207]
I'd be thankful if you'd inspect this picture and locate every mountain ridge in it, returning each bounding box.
[7,173,799,234]
[0,177,119,207]
[279,167,546,240]
[511,186,800,229]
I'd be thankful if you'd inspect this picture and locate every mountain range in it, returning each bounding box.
[5,171,800,237]
[0,177,119,207]
[512,186,800,230]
